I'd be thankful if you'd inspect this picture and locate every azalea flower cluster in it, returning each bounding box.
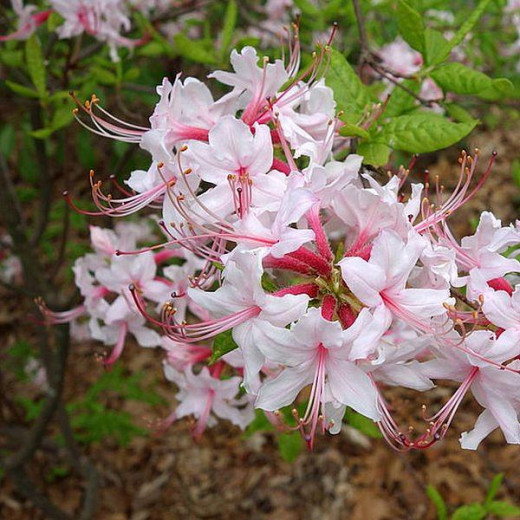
[44,38,520,451]
[1,0,175,60]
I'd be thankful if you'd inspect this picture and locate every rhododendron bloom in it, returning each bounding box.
[256,307,381,444]
[39,39,520,453]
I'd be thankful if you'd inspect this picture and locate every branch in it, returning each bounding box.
[352,0,368,57]
[30,106,53,247]
[55,404,99,520]
[4,325,69,472]
[0,152,46,296]
[10,467,71,520]
[350,0,436,108]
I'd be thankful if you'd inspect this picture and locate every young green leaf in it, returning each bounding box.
[278,432,303,462]
[377,113,477,153]
[25,34,46,98]
[442,0,492,61]
[426,485,447,520]
[219,0,237,62]
[396,0,425,54]
[51,103,75,131]
[485,473,504,504]
[486,501,520,517]
[450,504,486,520]
[431,63,496,96]
[5,80,39,98]
[1,49,23,67]
[210,329,239,363]
[0,124,16,157]
[30,127,55,139]
[261,273,278,293]
[383,79,421,117]
[325,48,370,122]
[91,66,118,86]
[357,141,391,167]
[338,121,370,139]
[424,28,450,66]
[174,33,217,65]
[477,78,515,101]
[294,0,322,17]
[444,103,476,124]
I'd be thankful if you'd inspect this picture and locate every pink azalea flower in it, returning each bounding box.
[449,211,520,297]
[255,307,382,445]
[209,46,289,124]
[162,364,254,439]
[187,250,309,387]
[339,230,453,330]
[421,331,520,449]
[0,0,51,42]
[234,181,317,258]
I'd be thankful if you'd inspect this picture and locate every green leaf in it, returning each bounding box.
[486,501,520,517]
[138,41,168,58]
[30,127,54,139]
[261,273,278,293]
[485,473,504,504]
[19,133,39,182]
[451,504,486,520]
[278,432,303,462]
[339,121,370,139]
[91,66,118,86]
[76,131,96,169]
[47,11,63,32]
[294,0,322,17]
[123,67,140,82]
[325,48,370,121]
[49,103,75,132]
[426,485,447,520]
[173,33,216,64]
[0,49,23,67]
[357,141,391,166]
[431,63,496,96]
[424,28,450,66]
[345,408,382,438]
[377,113,477,153]
[444,103,475,124]
[25,34,46,98]
[383,79,421,117]
[442,0,492,61]
[210,329,238,363]
[0,124,16,157]
[477,78,515,101]
[396,0,425,53]
[219,0,237,62]
[5,80,39,98]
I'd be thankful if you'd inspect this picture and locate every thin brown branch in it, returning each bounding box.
[352,0,369,57]
[10,467,72,520]
[30,106,53,247]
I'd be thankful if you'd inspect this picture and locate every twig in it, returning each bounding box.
[10,467,71,520]
[352,0,368,58]
[56,403,100,520]
[4,325,69,471]
[351,0,436,108]
[0,149,99,518]
[30,106,53,247]
[451,288,479,311]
